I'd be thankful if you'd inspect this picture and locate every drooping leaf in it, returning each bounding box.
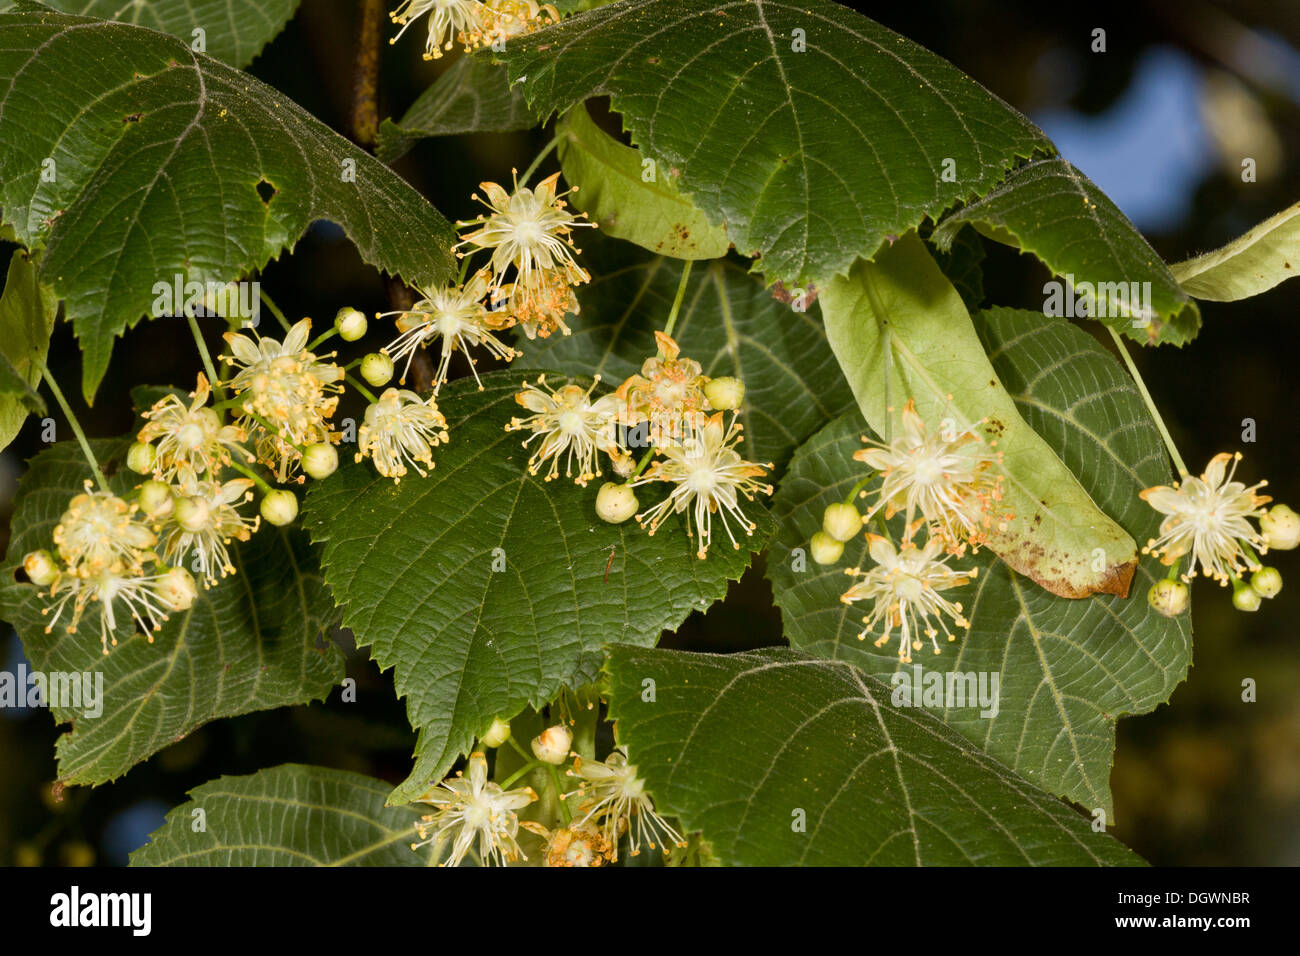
[520,238,854,471]
[376,53,539,163]
[1169,199,1300,301]
[0,9,457,402]
[0,439,345,786]
[0,248,55,451]
[605,645,1142,865]
[303,371,771,804]
[130,765,431,866]
[820,232,1137,599]
[556,104,729,259]
[500,0,1053,287]
[769,307,1192,815]
[0,0,301,67]
[932,157,1199,346]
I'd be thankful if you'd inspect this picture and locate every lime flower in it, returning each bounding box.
[504,268,580,339]
[457,171,593,308]
[616,332,711,441]
[52,483,157,578]
[1139,452,1271,585]
[356,387,450,481]
[840,532,978,664]
[378,270,519,390]
[566,749,684,860]
[389,0,486,59]
[137,373,249,481]
[462,0,560,49]
[411,753,537,867]
[160,478,260,586]
[537,822,612,868]
[853,399,1005,555]
[41,565,175,655]
[631,413,772,559]
[505,375,620,486]
[222,318,343,481]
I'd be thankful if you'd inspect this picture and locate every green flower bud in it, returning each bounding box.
[810,531,844,565]
[703,376,745,411]
[136,480,174,520]
[260,489,299,527]
[302,442,339,480]
[159,567,199,611]
[23,549,58,587]
[1232,580,1262,613]
[595,482,638,524]
[126,441,156,475]
[174,496,211,533]
[481,718,511,749]
[1251,566,1283,599]
[335,307,368,342]
[822,502,863,542]
[361,352,394,387]
[1147,579,1189,617]
[531,724,573,764]
[1260,504,1300,550]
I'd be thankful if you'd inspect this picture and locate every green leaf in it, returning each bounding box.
[303,371,770,804]
[820,232,1137,599]
[376,53,539,163]
[130,764,431,865]
[500,0,1053,287]
[0,9,457,402]
[605,645,1142,865]
[0,248,56,451]
[556,104,729,260]
[932,157,1200,346]
[1169,200,1300,301]
[769,307,1192,815]
[0,439,345,786]
[520,238,855,471]
[0,0,301,67]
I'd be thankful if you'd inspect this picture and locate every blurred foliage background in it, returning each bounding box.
[1,0,1297,866]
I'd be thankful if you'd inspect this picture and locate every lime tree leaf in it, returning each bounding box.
[521,239,854,471]
[499,0,1053,287]
[376,53,539,162]
[820,232,1137,599]
[130,765,431,866]
[0,438,345,786]
[932,157,1199,346]
[0,0,301,67]
[0,9,457,402]
[1170,200,1300,301]
[556,104,729,260]
[769,308,1192,814]
[303,371,770,804]
[0,248,56,450]
[605,645,1142,865]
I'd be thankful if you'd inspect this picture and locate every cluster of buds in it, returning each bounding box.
[389,0,560,61]
[812,400,1001,663]
[504,332,771,559]
[1141,454,1295,617]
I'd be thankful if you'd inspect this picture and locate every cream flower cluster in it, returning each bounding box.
[389,0,559,60]
[504,333,772,559]
[411,713,684,867]
[25,484,197,655]
[811,400,1001,663]
[1140,452,1295,614]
